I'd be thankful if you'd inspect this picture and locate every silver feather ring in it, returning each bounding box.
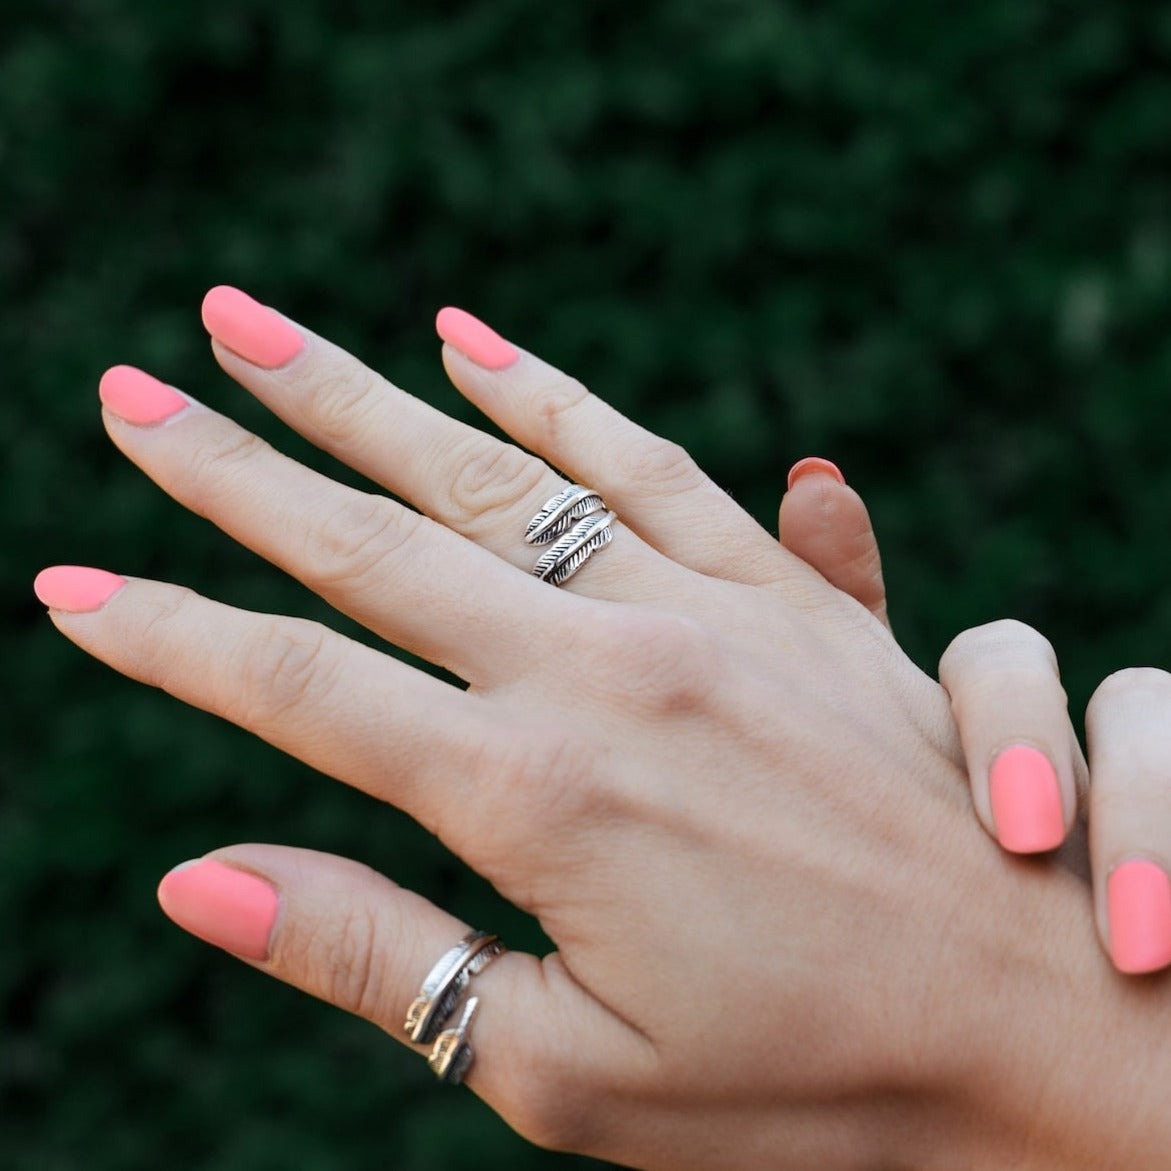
[525,484,616,586]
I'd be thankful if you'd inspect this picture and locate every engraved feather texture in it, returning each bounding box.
[428,997,479,1085]
[525,484,606,544]
[532,512,615,583]
[403,933,504,1046]
[404,932,486,1043]
[466,938,507,975]
[547,528,613,585]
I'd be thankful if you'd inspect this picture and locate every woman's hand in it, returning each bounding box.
[780,464,1171,974]
[33,290,1171,1170]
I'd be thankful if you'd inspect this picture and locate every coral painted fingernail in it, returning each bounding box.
[1108,860,1171,974]
[157,859,278,961]
[787,457,846,491]
[34,566,126,612]
[99,365,187,425]
[201,285,304,369]
[435,306,520,370]
[988,745,1065,853]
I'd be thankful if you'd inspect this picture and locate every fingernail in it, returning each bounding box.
[34,566,126,612]
[787,457,846,491]
[99,365,187,425]
[435,306,520,370]
[201,285,305,369]
[988,744,1065,853]
[157,859,278,961]
[1108,860,1171,974]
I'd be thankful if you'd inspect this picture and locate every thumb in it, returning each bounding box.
[778,458,890,630]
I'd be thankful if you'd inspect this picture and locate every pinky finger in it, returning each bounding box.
[778,458,890,630]
[157,845,652,1152]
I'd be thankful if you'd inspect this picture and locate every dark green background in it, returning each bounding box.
[5,1,1171,1167]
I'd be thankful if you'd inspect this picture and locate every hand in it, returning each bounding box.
[779,463,1171,974]
[33,290,1171,1169]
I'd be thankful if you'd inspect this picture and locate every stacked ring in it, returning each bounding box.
[404,930,506,1086]
[526,484,616,586]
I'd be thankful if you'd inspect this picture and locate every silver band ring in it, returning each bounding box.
[403,930,506,1047]
[526,484,616,586]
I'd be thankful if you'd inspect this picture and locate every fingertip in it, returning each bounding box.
[201,285,305,369]
[34,565,127,612]
[988,745,1067,855]
[778,461,888,623]
[157,858,278,961]
[98,364,188,425]
[786,456,846,491]
[1107,859,1171,975]
[436,306,520,370]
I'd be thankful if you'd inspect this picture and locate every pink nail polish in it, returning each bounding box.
[1109,860,1171,974]
[34,566,126,612]
[201,285,304,369]
[988,745,1065,853]
[786,457,846,491]
[99,365,187,425]
[435,306,520,370]
[157,859,278,961]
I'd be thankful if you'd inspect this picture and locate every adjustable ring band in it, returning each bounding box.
[403,931,506,1046]
[428,996,480,1086]
[526,485,616,586]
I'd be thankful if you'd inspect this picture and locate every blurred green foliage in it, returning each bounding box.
[4,0,1171,1167]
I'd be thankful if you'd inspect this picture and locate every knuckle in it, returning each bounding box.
[322,902,388,1023]
[308,494,419,590]
[940,618,1057,680]
[183,429,269,508]
[443,435,551,533]
[614,434,701,494]
[134,587,200,688]
[449,730,597,857]
[308,365,383,447]
[234,618,333,726]
[513,734,598,828]
[1090,666,1171,711]
[590,609,718,716]
[532,372,591,448]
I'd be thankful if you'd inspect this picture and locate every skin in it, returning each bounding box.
[783,467,1171,976]
[38,302,1171,1168]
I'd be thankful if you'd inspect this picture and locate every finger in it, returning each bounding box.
[97,363,578,687]
[156,846,653,1151]
[938,620,1083,854]
[32,568,531,848]
[199,287,677,602]
[1086,669,1171,974]
[433,306,796,586]
[777,458,890,630]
